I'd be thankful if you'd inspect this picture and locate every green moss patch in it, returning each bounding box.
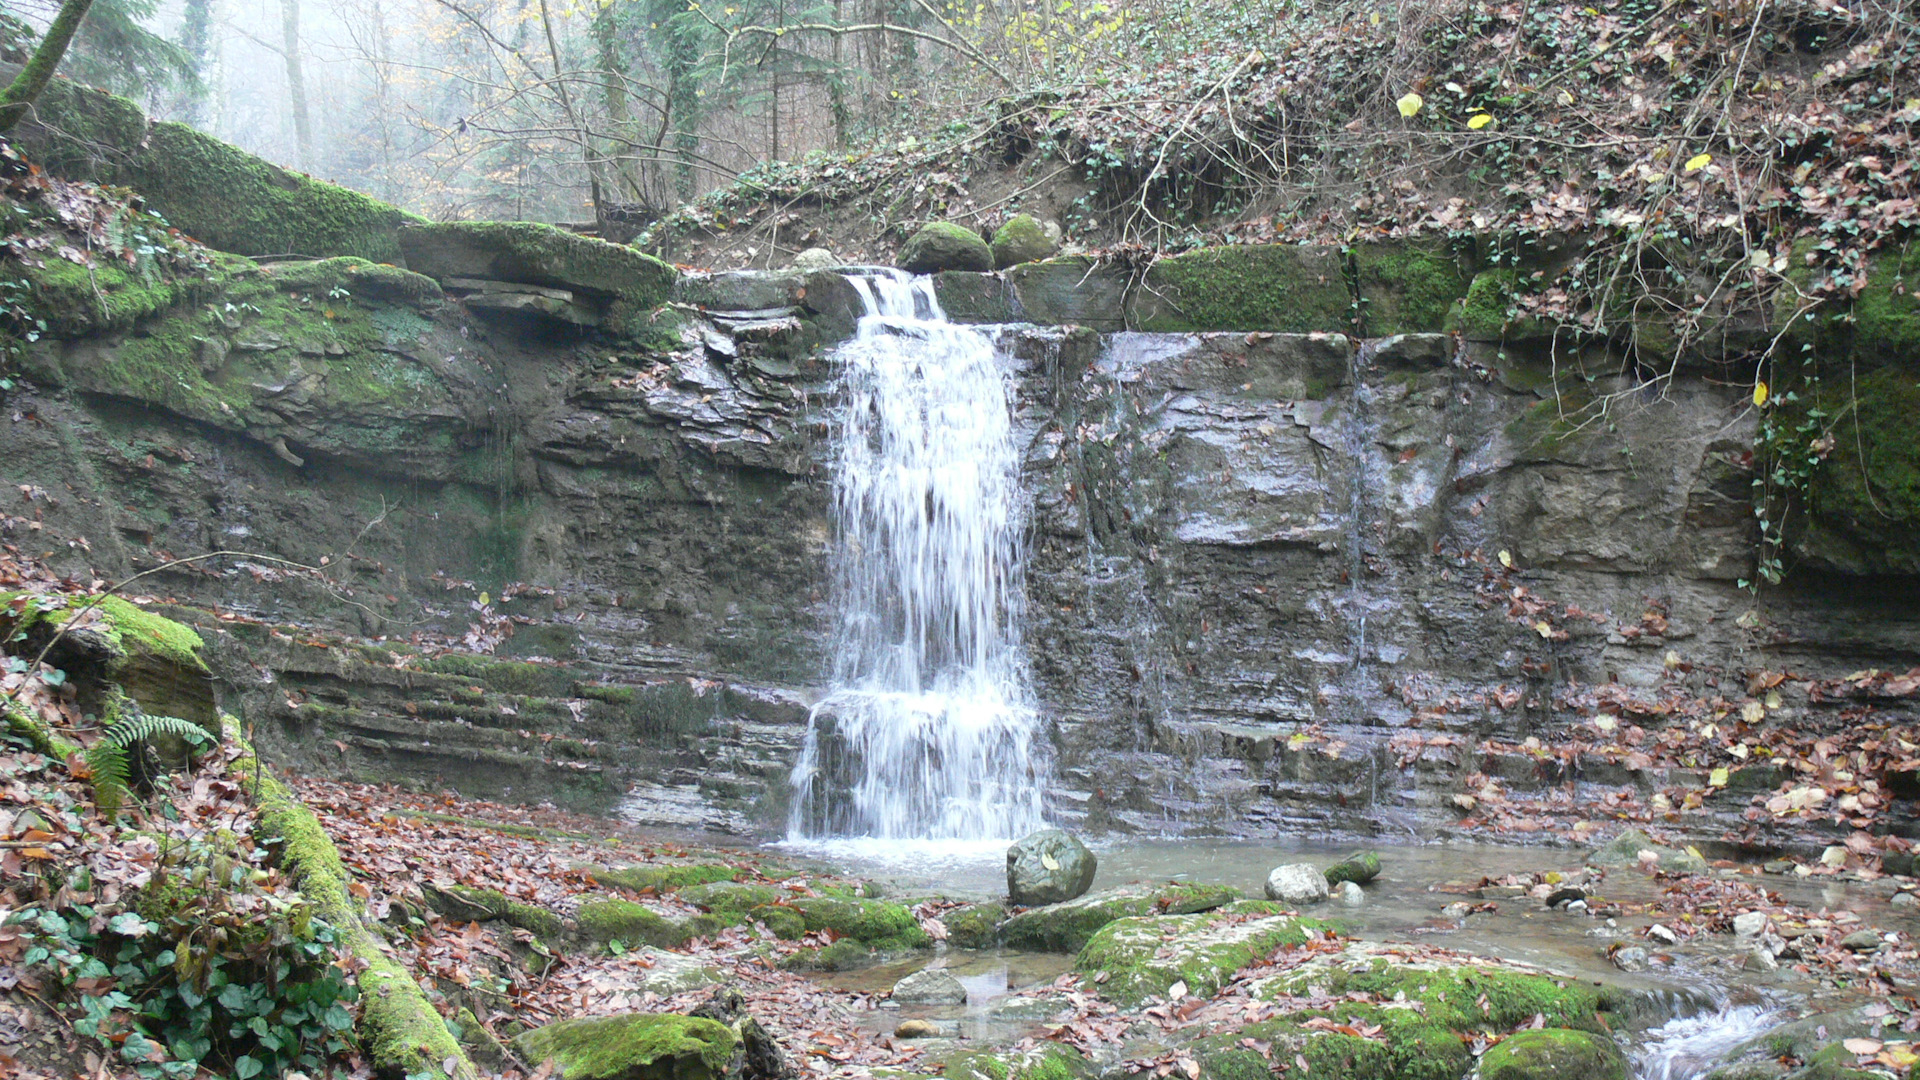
[945,1043,1091,1080]
[1075,910,1331,1005]
[1852,244,1920,365]
[679,881,781,913]
[514,1013,736,1080]
[593,864,741,894]
[779,939,875,971]
[1479,1028,1628,1080]
[1797,366,1920,574]
[1003,883,1241,953]
[1353,242,1469,336]
[791,896,929,949]
[575,899,691,949]
[1130,244,1352,333]
[397,221,677,305]
[941,902,1008,948]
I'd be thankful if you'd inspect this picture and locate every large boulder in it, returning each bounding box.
[892,968,968,1005]
[991,214,1057,269]
[1264,864,1330,905]
[1075,907,1330,1005]
[513,1013,736,1080]
[899,221,993,274]
[789,247,839,272]
[1477,1028,1628,1080]
[398,221,677,305]
[1007,829,1097,905]
[1001,883,1240,952]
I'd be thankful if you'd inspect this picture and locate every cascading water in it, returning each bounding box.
[1630,1003,1777,1080]
[786,270,1045,845]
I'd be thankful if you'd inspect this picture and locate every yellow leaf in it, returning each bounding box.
[477,591,490,606]
[1041,852,1060,871]
[1730,742,1749,759]
[1665,650,1682,668]
[1884,1048,1919,1068]
[1765,689,1783,710]
[1497,549,1512,568]
[1685,152,1713,172]
[1369,11,1381,24]
[1741,700,1766,723]
[1468,112,1493,130]
[1709,767,1729,787]
[1397,92,1424,118]
[1288,732,1310,751]
[1905,98,1919,113]
[1533,621,1553,639]
[1557,89,1575,106]
[1753,381,1768,407]
[1594,716,1617,733]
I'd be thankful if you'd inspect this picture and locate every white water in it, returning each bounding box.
[786,271,1045,844]
[1631,1003,1777,1080]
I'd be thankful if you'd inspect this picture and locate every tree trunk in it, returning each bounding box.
[0,0,96,133]
[178,0,215,124]
[279,0,312,170]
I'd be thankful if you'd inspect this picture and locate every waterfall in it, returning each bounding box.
[786,270,1045,843]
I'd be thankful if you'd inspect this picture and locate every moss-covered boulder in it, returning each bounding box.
[5,72,425,262]
[899,221,993,274]
[424,884,565,941]
[1852,245,1920,364]
[940,902,1008,948]
[779,939,875,971]
[398,222,677,305]
[1128,244,1352,333]
[991,214,1057,269]
[575,899,691,949]
[1175,945,1622,1080]
[594,864,741,895]
[944,1043,1092,1080]
[791,896,929,949]
[1323,851,1381,887]
[1353,242,1470,336]
[514,1014,736,1080]
[1478,1028,1628,1080]
[1002,883,1241,953]
[1075,909,1332,1005]
[679,881,781,914]
[1,594,213,730]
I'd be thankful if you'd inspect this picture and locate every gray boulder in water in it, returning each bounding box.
[1264,864,1330,905]
[1007,829,1097,905]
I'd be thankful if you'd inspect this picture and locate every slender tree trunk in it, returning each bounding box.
[828,0,848,146]
[178,0,215,125]
[279,0,312,169]
[0,0,96,133]
[590,3,643,201]
[535,0,609,230]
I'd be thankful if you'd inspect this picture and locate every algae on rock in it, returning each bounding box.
[514,1013,737,1080]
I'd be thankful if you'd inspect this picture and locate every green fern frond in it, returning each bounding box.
[102,713,214,751]
[87,740,131,815]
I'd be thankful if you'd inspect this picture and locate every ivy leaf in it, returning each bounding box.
[1396,92,1424,117]
[233,1056,263,1080]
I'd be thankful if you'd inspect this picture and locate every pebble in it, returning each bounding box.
[891,969,967,1005]
[1763,860,1796,875]
[1743,947,1779,972]
[1894,893,1919,908]
[1563,900,1589,916]
[1611,946,1650,972]
[1335,881,1365,908]
[1647,924,1678,945]
[1545,886,1586,908]
[1842,930,1885,952]
[1441,902,1472,919]
[1732,911,1769,939]
[894,1020,940,1039]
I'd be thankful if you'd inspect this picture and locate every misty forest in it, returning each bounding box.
[1,0,1919,1077]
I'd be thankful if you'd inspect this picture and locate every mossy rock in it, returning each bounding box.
[1584,828,1706,873]
[1353,242,1470,336]
[944,1043,1091,1080]
[899,221,993,274]
[749,905,807,940]
[421,654,578,697]
[779,938,875,971]
[679,881,780,914]
[1479,1028,1627,1080]
[575,899,691,949]
[1128,244,1351,333]
[425,884,565,941]
[991,214,1057,270]
[594,864,741,895]
[791,896,929,949]
[20,255,187,335]
[1792,366,1920,575]
[940,902,1008,948]
[1850,244,1920,365]
[1323,851,1380,887]
[1447,268,1523,340]
[514,1013,736,1080]
[398,221,677,304]
[1,594,213,730]
[1180,947,1620,1080]
[1075,910,1331,1006]
[264,257,444,306]
[1003,883,1241,953]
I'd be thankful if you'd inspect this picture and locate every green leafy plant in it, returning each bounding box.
[86,712,214,816]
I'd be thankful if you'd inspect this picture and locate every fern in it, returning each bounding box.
[88,714,213,816]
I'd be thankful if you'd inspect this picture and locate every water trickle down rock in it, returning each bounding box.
[787,271,1046,841]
